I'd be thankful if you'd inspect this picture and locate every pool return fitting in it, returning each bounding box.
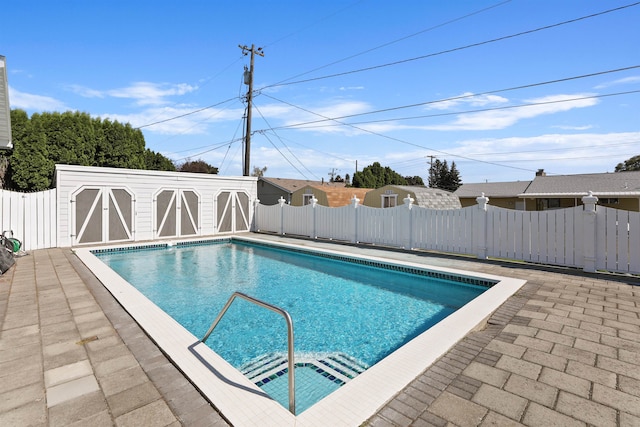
[201,292,296,415]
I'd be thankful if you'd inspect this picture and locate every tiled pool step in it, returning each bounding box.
[240,352,368,387]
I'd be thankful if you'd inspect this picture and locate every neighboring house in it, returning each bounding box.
[0,55,12,150]
[362,185,461,209]
[522,170,640,212]
[455,170,640,212]
[257,177,349,205]
[291,184,370,207]
[455,181,532,209]
[258,177,325,205]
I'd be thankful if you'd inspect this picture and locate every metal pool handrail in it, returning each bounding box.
[201,291,296,415]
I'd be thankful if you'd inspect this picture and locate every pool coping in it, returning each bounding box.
[74,235,526,427]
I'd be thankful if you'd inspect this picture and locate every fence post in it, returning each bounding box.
[278,196,287,235]
[582,191,598,273]
[351,195,360,244]
[474,193,489,259]
[310,195,318,239]
[403,194,414,249]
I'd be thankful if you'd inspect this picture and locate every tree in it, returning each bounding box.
[428,159,462,191]
[344,173,351,186]
[96,119,145,169]
[8,113,55,191]
[251,165,267,177]
[2,109,29,187]
[4,109,178,190]
[43,111,97,166]
[404,176,425,186]
[351,162,408,188]
[144,149,176,171]
[447,162,462,191]
[177,159,218,174]
[615,155,640,172]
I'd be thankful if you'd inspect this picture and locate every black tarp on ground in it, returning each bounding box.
[0,247,14,274]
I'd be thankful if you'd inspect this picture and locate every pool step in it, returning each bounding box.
[319,353,368,379]
[240,352,368,386]
[241,353,289,381]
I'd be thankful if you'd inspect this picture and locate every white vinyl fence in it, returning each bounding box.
[254,194,640,275]
[0,189,57,251]
[2,188,639,275]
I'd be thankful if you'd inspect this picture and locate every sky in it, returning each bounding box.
[2,0,640,184]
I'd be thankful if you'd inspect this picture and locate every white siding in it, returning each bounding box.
[55,165,257,247]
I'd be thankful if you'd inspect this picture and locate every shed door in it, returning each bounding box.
[155,189,200,238]
[217,191,250,233]
[73,187,134,245]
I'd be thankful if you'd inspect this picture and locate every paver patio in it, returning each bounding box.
[1,236,639,426]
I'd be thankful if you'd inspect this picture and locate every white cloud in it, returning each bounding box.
[103,103,246,135]
[67,84,104,98]
[451,131,640,165]
[68,82,198,106]
[552,124,593,131]
[423,93,599,131]
[261,100,373,135]
[594,75,640,89]
[8,86,68,111]
[426,92,508,111]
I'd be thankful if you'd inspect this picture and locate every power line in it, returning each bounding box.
[254,90,539,174]
[262,0,367,50]
[252,86,640,175]
[172,137,244,162]
[134,3,637,133]
[136,96,238,129]
[258,129,357,163]
[262,2,640,89]
[262,65,640,130]
[460,152,637,163]
[218,118,245,172]
[253,103,319,180]
[262,88,640,131]
[269,0,512,86]
[168,70,638,174]
[462,139,640,157]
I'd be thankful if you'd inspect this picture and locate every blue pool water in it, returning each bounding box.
[95,240,487,412]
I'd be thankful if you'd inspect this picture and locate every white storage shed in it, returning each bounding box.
[55,164,257,247]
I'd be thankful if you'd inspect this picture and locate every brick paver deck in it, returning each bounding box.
[1,238,639,426]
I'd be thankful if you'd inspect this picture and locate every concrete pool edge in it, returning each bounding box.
[74,235,526,427]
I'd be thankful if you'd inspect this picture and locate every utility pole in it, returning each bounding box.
[328,168,339,182]
[240,44,264,176]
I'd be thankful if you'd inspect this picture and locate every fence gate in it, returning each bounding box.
[217,191,250,233]
[155,189,200,238]
[72,187,134,245]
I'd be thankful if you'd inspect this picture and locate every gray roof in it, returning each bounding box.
[454,181,532,198]
[455,171,640,199]
[523,171,640,196]
[387,186,462,209]
[259,177,345,193]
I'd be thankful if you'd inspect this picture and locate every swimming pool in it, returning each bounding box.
[93,240,487,412]
[76,235,526,426]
